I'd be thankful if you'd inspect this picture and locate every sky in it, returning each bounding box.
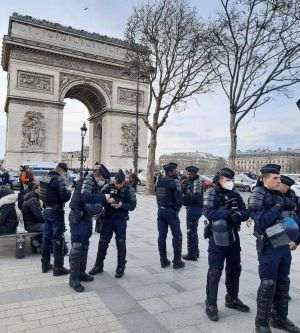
[0,0,299,160]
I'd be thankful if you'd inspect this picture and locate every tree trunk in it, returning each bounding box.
[229,112,237,170]
[145,130,157,195]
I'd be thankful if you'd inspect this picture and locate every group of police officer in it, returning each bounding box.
[39,162,136,293]
[39,160,299,332]
[156,162,300,333]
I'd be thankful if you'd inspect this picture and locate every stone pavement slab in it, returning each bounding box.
[0,192,300,332]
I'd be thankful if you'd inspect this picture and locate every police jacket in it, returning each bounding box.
[103,183,136,219]
[248,186,286,235]
[69,174,106,214]
[204,185,248,230]
[0,189,18,234]
[156,175,183,212]
[22,192,44,231]
[182,175,203,207]
[40,171,71,209]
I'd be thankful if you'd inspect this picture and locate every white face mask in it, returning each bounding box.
[221,180,234,191]
[97,180,105,187]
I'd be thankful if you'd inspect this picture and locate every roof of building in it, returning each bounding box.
[10,12,130,49]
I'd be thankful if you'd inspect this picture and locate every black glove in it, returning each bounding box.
[284,197,296,211]
[273,195,284,209]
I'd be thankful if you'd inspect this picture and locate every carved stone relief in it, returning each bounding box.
[117,87,144,107]
[21,111,46,150]
[17,70,54,94]
[120,122,136,156]
[10,46,126,79]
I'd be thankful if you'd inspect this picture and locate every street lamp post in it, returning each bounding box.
[80,122,87,178]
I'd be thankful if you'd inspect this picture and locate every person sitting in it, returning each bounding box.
[21,183,44,253]
[0,187,18,235]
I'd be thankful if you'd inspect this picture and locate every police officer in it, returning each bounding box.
[249,164,300,333]
[156,162,185,269]
[182,166,203,261]
[68,165,110,292]
[40,163,71,275]
[89,169,136,278]
[204,167,249,322]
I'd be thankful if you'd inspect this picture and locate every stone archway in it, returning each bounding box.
[1,13,148,170]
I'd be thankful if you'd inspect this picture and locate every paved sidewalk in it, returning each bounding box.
[0,193,300,333]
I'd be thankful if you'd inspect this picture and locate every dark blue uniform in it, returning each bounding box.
[249,186,300,332]
[182,175,203,259]
[204,185,248,315]
[40,170,71,273]
[90,183,136,277]
[156,175,184,267]
[68,174,106,291]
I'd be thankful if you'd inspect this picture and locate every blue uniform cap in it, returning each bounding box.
[163,162,178,172]
[281,175,295,187]
[260,164,281,175]
[115,169,125,183]
[217,167,235,179]
[98,164,110,180]
[186,166,199,173]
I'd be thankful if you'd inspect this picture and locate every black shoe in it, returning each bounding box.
[69,280,85,292]
[225,295,250,312]
[42,264,53,273]
[182,254,198,261]
[270,318,300,332]
[206,303,219,322]
[115,266,125,278]
[89,264,103,275]
[80,273,94,282]
[255,325,272,333]
[160,258,171,268]
[173,261,185,269]
[53,267,70,276]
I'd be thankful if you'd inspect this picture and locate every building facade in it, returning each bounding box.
[159,152,227,174]
[236,149,300,174]
[1,13,148,170]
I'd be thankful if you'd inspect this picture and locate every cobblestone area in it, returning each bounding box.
[0,193,300,332]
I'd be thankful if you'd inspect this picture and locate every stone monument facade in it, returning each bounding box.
[1,13,148,170]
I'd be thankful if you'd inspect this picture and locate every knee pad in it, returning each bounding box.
[261,279,276,288]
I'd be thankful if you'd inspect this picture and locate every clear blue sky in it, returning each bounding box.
[0,0,299,159]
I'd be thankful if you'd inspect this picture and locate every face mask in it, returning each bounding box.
[221,180,234,191]
[97,180,105,187]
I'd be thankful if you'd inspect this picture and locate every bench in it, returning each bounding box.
[0,232,42,258]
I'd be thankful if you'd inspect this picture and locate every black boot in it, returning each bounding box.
[205,268,222,321]
[42,263,53,273]
[225,264,250,312]
[255,279,276,333]
[270,278,300,333]
[183,223,198,261]
[115,239,126,278]
[80,244,94,282]
[172,237,185,269]
[69,242,84,292]
[158,241,170,268]
[89,239,109,275]
[225,295,250,312]
[53,239,70,276]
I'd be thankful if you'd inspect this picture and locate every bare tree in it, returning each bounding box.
[207,0,300,168]
[125,0,215,194]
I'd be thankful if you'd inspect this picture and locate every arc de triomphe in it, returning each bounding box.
[1,13,148,170]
